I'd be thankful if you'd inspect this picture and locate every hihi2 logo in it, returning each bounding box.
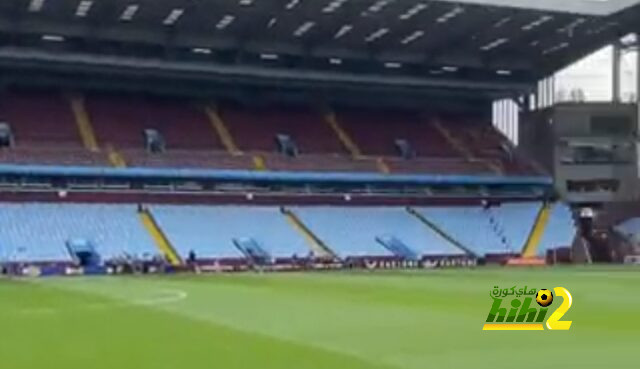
[483,286,573,331]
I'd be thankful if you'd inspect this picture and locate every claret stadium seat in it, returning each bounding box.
[86,95,219,150]
[0,92,82,147]
[220,105,343,154]
[0,92,108,166]
[336,110,458,158]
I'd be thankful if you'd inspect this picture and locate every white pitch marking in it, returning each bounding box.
[13,288,188,316]
[130,289,188,306]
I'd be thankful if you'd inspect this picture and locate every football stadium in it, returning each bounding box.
[0,0,639,368]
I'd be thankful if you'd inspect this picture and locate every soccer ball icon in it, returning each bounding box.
[536,289,554,307]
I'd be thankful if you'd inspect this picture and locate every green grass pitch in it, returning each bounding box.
[1,267,639,369]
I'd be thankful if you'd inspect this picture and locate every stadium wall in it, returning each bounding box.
[0,191,543,207]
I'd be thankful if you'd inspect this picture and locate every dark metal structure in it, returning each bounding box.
[0,0,637,103]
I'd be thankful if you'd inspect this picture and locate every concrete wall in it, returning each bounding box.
[520,103,640,203]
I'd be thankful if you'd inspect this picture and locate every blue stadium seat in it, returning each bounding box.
[490,203,541,252]
[537,204,576,254]
[415,203,539,256]
[0,203,157,262]
[615,218,640,242]
[150,205,310,259]
[291,207,463,258]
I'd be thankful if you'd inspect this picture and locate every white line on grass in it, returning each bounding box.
[13,287,188,316]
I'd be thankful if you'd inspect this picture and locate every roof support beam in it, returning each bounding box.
[0,47,531,94]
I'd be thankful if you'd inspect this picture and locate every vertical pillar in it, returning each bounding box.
[537,81,543,109]
[635,36,640,185]
[636,39,640,104]
[613,42,621,103]
[550,75,556,106]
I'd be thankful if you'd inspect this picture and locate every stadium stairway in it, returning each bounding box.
[69,95,100,152]
[139,208,182,266]
[106,144,127,168]
[431,119,502,175]
[252,155,267,171]
[324,111,363,159]
[376,157,391,174]
[282,207,338,259]
[406,207,477,257]
[325,111,392,174]
[204,106,242,156]
[521,203,552,258]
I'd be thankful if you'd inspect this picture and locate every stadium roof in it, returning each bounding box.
[438,0,640,15]
[0,0,638,99]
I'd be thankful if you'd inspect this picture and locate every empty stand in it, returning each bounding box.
[221,106,343,154]
[537,204,576,255]
[0,147,108,166]
[139,208,182,266]
[290,207,463,258]
[614,218,640,242]
[440,115,538,175]
[336,110,457,158]
[521,203,552,258]
[0,92,541,177]
[150,206,311,260]
[120,149,252,169]
[263,153,378,172]
[0,203,157,262]
[86,95,221,150]
[415,204,541,256]
[489,203,542,252]
[385,157,491,175]
[0,203,569,264]
[0,92,81,147]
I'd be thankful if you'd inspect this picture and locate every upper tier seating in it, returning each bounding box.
[337,110,458,157]
[86,95,221,150]
[0,147,108,166]
[262,153,378,172]
[443,116,539,175]
[0,91,540,177]
[384,157,492,175]
[291,207,464,258]
[537,204,576,253]
[150,205,310,259]
[121,149,252,169]
[221,106,343,153]
[0,92,81,147]
[0,203,157,262]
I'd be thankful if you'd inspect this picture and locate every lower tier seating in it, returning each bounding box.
[416,203,575,257]
[0,202,574,263]
[150,205,311,260]
[415,204,537,256]
[537,204,576,253]
[0,203,156,262]
[290,206,465,258]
